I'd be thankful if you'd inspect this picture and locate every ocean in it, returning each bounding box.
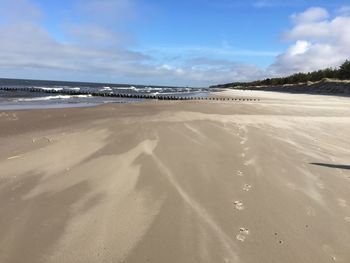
[0,82,209,110]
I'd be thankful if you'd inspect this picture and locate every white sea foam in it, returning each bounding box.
[100,86,112,91]
[149,91,179,96]
[67,87,81,91]
[15,94,92,102]
[145,87,163,92]
[39,87,63,91]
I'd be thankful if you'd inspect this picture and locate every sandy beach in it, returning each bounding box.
[1,90,350,263]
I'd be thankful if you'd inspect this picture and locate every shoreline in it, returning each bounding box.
[0,88,260,111]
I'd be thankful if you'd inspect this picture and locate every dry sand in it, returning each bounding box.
[0,90,350,263]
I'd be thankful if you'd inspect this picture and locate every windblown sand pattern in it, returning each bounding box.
[1,90,350,263]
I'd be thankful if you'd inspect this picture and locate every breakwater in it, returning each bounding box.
[0,86,260,102]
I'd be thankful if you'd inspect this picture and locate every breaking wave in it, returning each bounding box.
[15,94,92,102]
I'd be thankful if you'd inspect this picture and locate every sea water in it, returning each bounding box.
[0,85,209,110]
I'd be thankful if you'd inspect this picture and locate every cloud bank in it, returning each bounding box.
[0,1,349,86]
[269,7,350,76]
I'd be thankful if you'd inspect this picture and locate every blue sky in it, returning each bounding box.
[0,0,350,86]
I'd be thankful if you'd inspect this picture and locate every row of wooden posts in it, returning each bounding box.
[0,86,260,101]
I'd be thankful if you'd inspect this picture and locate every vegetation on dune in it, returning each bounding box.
[220,60,350,88]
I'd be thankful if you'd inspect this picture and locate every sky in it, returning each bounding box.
[0,0,350,87]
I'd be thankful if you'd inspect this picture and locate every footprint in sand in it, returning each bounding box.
[233,201,244,210]
[243,184,252,192]
[273,232,284,244]
[1,112,18,120]
[10,113,18,121]
[236,227,249,242]
[316,182,325,190]
[322,245,337,262]
[337,198,347,207]
[32,137,53,143]
[236,234,246,242]
[236,170,244,177]
[241,153,246,158]
[244,158,255,166]
[306,207,316,217]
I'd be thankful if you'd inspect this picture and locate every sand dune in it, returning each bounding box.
[1,90,350,263]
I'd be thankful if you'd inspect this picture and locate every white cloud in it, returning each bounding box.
[0,0,273,86]
[0,0,43,22]
[170,58,266,84]
[0,2,150,79]
[64,24,131,47]
[291,7,329,24]
[269,7,350,75]
[287,40,310,56]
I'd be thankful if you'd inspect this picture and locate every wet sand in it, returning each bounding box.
[1,90,350,263]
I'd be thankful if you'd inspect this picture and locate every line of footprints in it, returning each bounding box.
[234,170,283,245]
[234,170,251,242]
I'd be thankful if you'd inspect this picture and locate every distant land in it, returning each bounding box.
[211,60,350,95]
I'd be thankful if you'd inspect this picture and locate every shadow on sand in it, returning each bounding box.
[311,163,350,170]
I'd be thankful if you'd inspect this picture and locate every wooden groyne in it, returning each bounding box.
[0,86,261,102]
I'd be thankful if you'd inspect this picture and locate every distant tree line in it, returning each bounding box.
[224,60,350,88]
